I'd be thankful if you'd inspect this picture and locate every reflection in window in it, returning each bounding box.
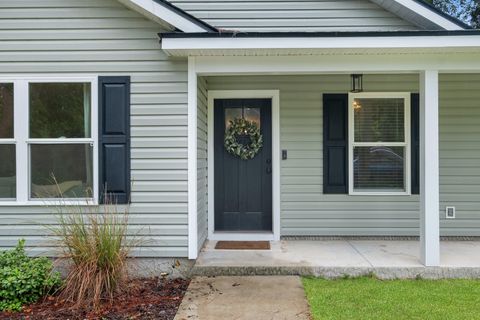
[30,144,93,199]
[354,146,405,191]
[225,107,260,129]
[0,83,15,199]
[0,145,16,199]
[29,83,91,138]
[0,83,14,139]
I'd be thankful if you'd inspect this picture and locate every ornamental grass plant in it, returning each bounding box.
[48,186,138,310]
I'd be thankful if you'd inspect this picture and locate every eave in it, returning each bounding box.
[160,31,480,57]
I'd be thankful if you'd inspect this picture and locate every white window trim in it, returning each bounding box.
[0,76,99,206]
[348,92,411,196]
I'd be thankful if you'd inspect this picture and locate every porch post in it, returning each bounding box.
[187,57,198,259]
[419,70,440,266]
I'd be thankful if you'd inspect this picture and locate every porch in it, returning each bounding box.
[175,34,480,267]
[193,240,480,279]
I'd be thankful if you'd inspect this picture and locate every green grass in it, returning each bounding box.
[302,276,480,320]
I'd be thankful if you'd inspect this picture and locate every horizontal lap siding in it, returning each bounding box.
[197,77,208,249]
[440,74,480,236]
[0,0,189,257]
[169,0,420,32]
[207,74,421,236]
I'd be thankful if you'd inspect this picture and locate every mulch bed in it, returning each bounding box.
[0,277,190,320]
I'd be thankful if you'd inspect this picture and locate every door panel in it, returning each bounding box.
[214,99,272,232]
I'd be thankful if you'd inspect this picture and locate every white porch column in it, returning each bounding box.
[187,57,198,259]
[419,70,440,266]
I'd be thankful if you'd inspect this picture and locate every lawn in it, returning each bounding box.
[302,277,480,320]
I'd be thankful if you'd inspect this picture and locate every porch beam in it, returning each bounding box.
[194,54,480,75]
[419,70,440,267]
[187,57,198,259]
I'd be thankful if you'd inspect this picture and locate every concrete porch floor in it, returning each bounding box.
[192,240,480,279]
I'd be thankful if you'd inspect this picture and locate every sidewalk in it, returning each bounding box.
[174,276,310,320]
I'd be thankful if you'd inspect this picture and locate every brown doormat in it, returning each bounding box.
[215,241,271,250]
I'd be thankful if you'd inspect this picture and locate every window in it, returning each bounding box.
[0,83,15,199]
[349,93,410,195]
[0,78,98,204]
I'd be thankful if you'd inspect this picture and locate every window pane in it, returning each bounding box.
[353,146,405,191]
[225,108,242,129]
[0,83,14,139]
[354,98,404,142]
[225,107,261,129]
[0,144,15,199]
[30,83,91,138]
[30,144,93,199]
[244,107,261,128]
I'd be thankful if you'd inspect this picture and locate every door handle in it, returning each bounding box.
[266,167,272,174]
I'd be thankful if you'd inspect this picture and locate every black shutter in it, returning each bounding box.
[411,93,420,195]
[323,94,348,194]
[99,76,131,204]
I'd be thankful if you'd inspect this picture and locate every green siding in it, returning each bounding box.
[169,0,421,32]
[0,0,189,257]
[439,74,480,236]
[207,74,480,237]
[207,74,422,236]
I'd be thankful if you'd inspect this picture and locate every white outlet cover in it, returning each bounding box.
[446,207,456,219]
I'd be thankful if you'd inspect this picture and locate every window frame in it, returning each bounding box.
[0,76,99,206]
[348,92,411,196]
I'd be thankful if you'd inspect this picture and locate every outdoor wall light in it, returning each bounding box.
[351,74,363,93]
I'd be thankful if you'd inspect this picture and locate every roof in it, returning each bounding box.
[118,0,468,33]
[118,0,217,32]
[370,0,469,30]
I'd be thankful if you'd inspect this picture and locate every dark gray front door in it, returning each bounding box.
[214,99,272,232]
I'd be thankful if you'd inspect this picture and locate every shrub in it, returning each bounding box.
[49,196,137,310]
[0,239,61,312]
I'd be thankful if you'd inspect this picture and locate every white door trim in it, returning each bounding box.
[207,90,281,241]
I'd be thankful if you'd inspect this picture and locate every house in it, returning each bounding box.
[0,0,479,268]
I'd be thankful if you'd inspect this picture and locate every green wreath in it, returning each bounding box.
[224,118,263,160]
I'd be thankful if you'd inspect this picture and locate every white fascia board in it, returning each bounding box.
[162,35,480,52]
[386,0,464,30]
[118,0,208,32]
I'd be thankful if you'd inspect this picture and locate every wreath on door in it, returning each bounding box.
[224,118,263,160]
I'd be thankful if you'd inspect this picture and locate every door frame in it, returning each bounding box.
[207,90,281,241]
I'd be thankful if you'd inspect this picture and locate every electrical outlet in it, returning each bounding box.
[446,207,456,219]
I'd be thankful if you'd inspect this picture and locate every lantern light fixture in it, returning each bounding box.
[351,74,363,93]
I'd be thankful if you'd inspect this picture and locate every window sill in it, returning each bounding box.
[0,200,99,207]
[349,191,411,196]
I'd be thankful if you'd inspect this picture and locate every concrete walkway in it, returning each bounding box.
[174,276,311,320]
[193,240,480,279]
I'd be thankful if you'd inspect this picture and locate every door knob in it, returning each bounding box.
[266,167,272,174]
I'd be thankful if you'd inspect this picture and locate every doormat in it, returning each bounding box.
[215,241,271,250]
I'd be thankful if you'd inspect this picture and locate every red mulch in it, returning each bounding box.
[0,277,190,320]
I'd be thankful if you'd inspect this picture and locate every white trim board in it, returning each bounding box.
[118,0,210,32]
[371,0,465,30]
[162,35,480,54]
[193,54,480,75]
[187,57,198,259]
[207,90,281,242]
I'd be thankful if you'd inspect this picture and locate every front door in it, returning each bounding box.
[214,99,272,232]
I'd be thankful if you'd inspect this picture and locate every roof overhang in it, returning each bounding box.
[118,0,216,32]
[161,31,480,57]
[371,0,469,30]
